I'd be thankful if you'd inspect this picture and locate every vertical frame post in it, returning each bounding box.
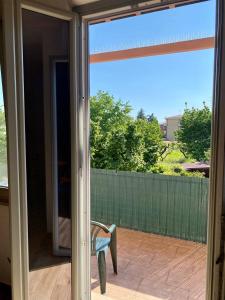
[3,1,92,299]
[207,0,225,299]
[2,1,29,299]
[82,17,91,300]
[71,14,91,300]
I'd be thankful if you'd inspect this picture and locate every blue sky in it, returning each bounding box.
[89,0,216,123]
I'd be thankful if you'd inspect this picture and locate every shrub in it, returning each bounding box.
[150,163,204,177]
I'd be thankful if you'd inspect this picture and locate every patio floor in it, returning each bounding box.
[91,228,207,300]
[29,227,207,300]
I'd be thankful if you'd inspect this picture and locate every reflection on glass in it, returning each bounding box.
[22,10,71,299]
[0,70,8,187]
[0,61,11,299]
[54,61,72,252]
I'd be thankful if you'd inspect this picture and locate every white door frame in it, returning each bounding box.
[80,0,225,299]
[207,0,225,299]
[2,1,91,299]
[2,0,225,299]
[2,1,29,299]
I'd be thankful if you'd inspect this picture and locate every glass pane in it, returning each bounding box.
[0,37,11,299]
[89,1,216,299]
[55,61,71,251]
[0,70,8,187]
[22,10,72,299]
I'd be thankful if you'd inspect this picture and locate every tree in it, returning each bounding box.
[176,103,211,161]
[147,113,156,123]
[106,122,146,171]
[136,117,163,168]
[90,91,162,171]
[137,108,146,120]
[90,91,132,170]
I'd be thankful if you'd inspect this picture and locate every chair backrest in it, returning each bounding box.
[91,221,113,256]
[91,222,102,256]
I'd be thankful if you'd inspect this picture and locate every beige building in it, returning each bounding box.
[165,115,182,141]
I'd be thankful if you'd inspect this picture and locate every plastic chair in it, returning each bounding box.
[91,221,117,294]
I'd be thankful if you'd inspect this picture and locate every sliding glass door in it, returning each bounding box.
[2,1,90,299]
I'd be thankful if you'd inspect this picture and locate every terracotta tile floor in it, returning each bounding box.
[91,228,207,300]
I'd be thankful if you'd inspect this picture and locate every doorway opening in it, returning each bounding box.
[89,1,216,299]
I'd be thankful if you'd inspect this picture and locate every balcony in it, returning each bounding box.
[91,227,206,300]
[29,169,208,299]
[29,227,206,300]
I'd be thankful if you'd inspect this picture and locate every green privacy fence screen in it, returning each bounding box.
[91,168,209,243]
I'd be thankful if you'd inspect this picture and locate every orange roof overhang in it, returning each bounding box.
[90,37,215,63]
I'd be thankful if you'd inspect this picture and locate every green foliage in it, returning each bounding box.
[90,92,208,177]
[159,141,193,165]
[150,163,204,177]
[155,142,201,177]
[136,109,157,124]
[136,118,163,170]
[161,143,195,163]
[164,149,186,163]
[137,108,145,120]
[176,103,211,161]
[204,149,211,163]
[90,91,162,171]
[147,113,156,123]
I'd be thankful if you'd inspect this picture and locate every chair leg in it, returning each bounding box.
[98,251,106,294]
[110,229,117,274]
